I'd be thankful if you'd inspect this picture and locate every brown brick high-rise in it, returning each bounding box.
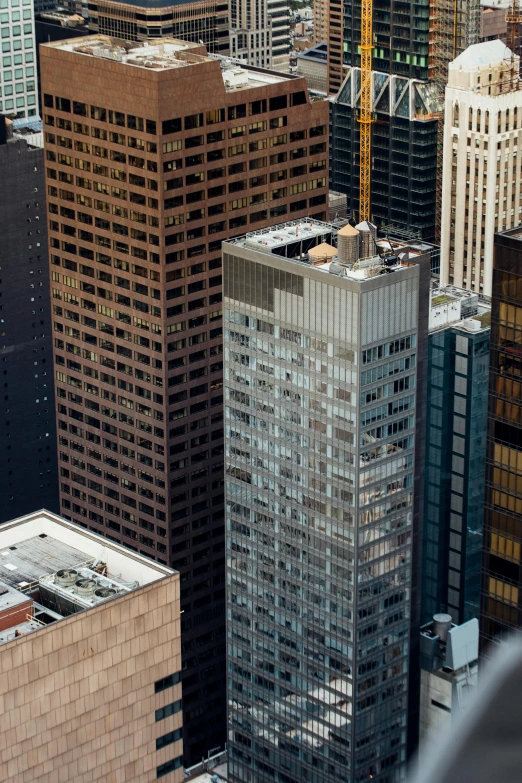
[40,36,328,764]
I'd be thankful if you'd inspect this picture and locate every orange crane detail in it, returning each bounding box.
[358,0,373,222]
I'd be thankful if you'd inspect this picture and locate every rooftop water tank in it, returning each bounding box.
[433,613,452,643]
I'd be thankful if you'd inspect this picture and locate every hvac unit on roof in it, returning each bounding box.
[94,587,118,601]
[74,578,97,596]
[55,568,78,587]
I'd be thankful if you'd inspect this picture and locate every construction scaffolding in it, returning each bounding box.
[506,0,522,66]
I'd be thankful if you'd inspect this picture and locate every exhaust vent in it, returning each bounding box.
[94,587,117,600]
[74,578,96,596]
[55,569,78,587]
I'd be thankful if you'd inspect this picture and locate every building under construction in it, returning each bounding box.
[328,0,481,240]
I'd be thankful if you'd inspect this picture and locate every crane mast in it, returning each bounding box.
[358,0,373,222]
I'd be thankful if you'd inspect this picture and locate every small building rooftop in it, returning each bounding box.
[296,42,328,63]
[37,10,88,27]
[0,510,173,645]
[429,283,491,332]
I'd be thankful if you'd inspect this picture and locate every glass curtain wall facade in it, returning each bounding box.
[422,322,490,626]
[329,107,438,239]
[481,228,522,647]
[223,229,430,783]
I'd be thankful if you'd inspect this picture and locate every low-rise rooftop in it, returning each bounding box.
[429,283,491,332]
[0,510,173,645]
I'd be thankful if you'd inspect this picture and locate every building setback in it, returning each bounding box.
[223,220,431,783]
[0,119,59,524]
[422,285,490,626]
[440,41,522,296]
[88,0,230,54]
[0,509,182,783]
[40,35,328,764]
[481,226,522,648]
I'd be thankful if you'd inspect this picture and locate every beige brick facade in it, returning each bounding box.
[0,574,182,783]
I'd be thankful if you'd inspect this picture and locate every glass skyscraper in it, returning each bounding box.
[222,219,430,783]
[422,286,490,626]
[481,227,522,647]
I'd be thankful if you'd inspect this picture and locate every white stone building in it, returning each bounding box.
[229,0,290,69]
[440,40,522,296]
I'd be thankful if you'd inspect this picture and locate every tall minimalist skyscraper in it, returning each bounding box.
[0,0,39,117]
[223,220,431,783]
[440,41,522,296]
[0,117,58,524]
[40,35,328,764]
[481,226,522,648]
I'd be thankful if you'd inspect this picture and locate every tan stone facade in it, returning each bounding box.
[0,573,182,783]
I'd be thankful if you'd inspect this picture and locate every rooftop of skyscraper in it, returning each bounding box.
[448,39,520,93]
[0,510,173,646]
[429,282,491,331]
[225,217,433,280]
[46,36,294,88]
[451,38,511,70]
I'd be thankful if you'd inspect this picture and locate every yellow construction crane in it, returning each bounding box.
[358,0,373,222]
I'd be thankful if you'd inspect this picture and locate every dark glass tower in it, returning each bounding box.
[327,0,439,239]
[422,288,490,627]
[329,103,438,240]
[481,227,522,647]
[0,119,59,523]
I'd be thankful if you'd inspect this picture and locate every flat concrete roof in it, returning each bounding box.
[0,536,90,589]
[0,510,175,646]
[0,582,31,613]
[0,510,174,586]
[46,36,292,89]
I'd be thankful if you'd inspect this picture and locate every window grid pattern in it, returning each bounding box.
[224,250,419,783]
